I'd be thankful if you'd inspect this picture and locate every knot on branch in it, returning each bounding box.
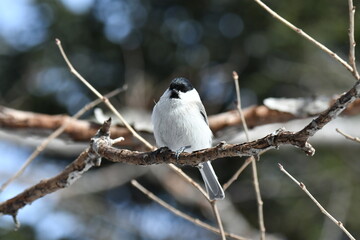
[264,128,315,156]
[95,117,112,138]
[90,118,113,166]
[266,127,286,148]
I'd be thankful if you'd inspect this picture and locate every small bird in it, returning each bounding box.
[152,77,225,200]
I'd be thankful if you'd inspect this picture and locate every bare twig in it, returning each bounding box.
[223,157,252,191]
[278,163,356,240]
[233,71,265,240]
[168,164,210,201]
[223,149,270,191]
[252,0,354,74]
[348,0,360,79]
[233,72,249,140]
[250,157,265,240]
[131,180,248,240]
[0,87,125,192]
[55,38,153,150]
[211,201,227,240]
[336,128,360,143]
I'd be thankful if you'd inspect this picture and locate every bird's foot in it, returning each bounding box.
[175,145,191,160]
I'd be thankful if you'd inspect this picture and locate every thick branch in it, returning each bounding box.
[2,96,360,144]
[96,127,313,166]
[0,105,135,143]
[208,97,360,133]
[0,120,112,217]
[0,150,93,216]
[296,81,360,140]
[0,120,308,219]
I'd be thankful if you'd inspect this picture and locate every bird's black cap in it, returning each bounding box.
[169,77,194,93]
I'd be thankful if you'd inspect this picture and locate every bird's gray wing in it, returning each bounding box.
[197,101,209,125]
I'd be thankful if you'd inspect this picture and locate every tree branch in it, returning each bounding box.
[0,105,137,143]
[232,71,266,240]
[211,201,227,240]
[131,180,249,240]
[348,0,359,79]
[0,120,300,220]
[2,96,360,144]
[208,96,360,133]
[0,119,113,219]
[252,0,354,74]
[55,39,154,150]
[336,128,360,143]
[0,87,125,193]
[278,164,356,240]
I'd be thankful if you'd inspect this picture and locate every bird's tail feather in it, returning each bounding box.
[198,161,225,200]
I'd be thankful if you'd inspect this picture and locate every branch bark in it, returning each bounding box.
[0,119,303,220]
[0,120,112,218]
[2,95,360,144]
[0,105,136,143]
[208,97,360,133]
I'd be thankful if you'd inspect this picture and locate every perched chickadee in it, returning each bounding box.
[152,77,225,200]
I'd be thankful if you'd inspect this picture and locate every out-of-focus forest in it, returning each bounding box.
[0,0,359,240]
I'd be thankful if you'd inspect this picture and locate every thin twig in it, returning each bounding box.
[55,38,153,150]
[0,87,125,192]
[336,128,360,143]
[223,71,254,190]
[223,157,252,191]
[233,72,250,140]
[348,0,360,79]
[278,164,356,240]
[252,0,354,74]
[211,201,227,240]
[131,180,248,240]
[223,149,270,191]
[250,158,265,240]
[168,164,210,201]
[233,71,266,240]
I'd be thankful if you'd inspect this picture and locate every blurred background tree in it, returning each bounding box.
[0,0,359,240]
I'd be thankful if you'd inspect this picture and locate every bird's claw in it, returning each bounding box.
[175,145,191,160]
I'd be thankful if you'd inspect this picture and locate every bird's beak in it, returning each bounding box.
[170,89,180,99]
